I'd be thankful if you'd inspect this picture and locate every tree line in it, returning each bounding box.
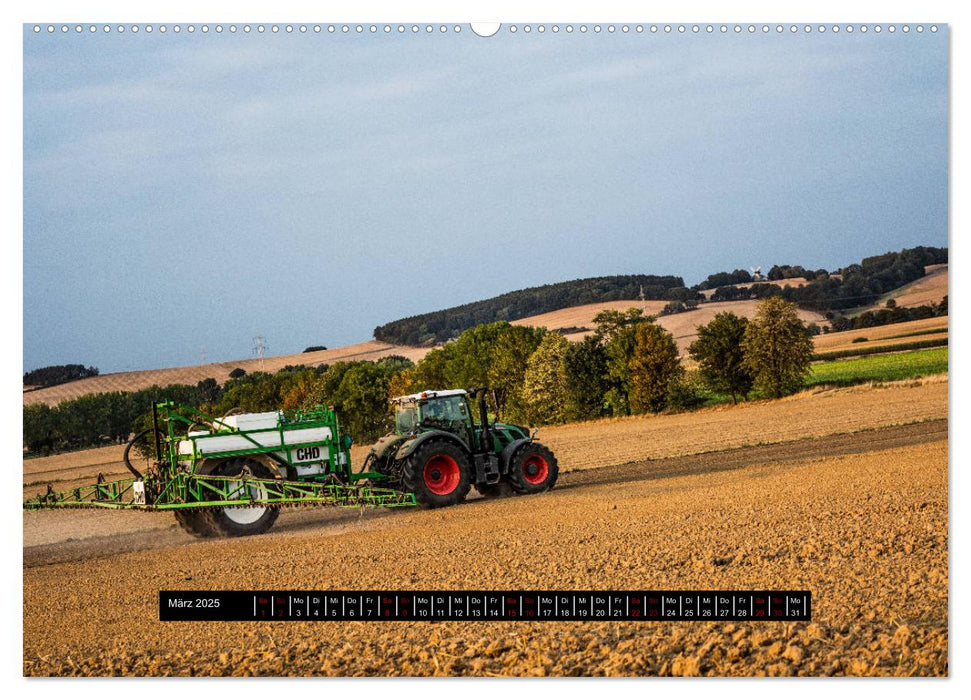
[23,364,99,388]
[829,298,947,332]
[373,274,693,346]
[23,298,816,456]
[702,247,947,314]
[387,297,813,427]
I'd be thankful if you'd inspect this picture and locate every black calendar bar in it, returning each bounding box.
[160,590,811,622]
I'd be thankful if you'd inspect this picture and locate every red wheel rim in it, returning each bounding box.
[522,455,549,485]
[423,454,461,495]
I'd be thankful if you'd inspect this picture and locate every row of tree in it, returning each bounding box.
[372,274,691,346]
[385,298,814,427]
[23,364,99,388]
[829,298,947,332]
[702,247,947,314]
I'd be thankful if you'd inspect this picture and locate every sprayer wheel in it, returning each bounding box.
[174,510,220,538]
[202,459,280,537]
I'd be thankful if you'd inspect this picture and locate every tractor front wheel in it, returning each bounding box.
[402,441,472,508]
[508,443,559,495]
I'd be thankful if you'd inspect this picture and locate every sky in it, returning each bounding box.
[23,24,948,373]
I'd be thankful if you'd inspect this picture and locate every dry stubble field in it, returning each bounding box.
[23,378,948,676]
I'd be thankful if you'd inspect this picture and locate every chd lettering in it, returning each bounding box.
[295,446,321,461]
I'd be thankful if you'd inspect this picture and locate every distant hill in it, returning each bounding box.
[24,246,947,407]
[23,341,429,407]
[373,274,691,346]
[373,247,947,346]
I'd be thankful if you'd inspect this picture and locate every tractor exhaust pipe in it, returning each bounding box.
[477,388,491,451]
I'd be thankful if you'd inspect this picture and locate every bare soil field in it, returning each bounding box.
[23,379,946,505]
[539,377,945,472]
[23,341,430,407]
[23,425,947,676]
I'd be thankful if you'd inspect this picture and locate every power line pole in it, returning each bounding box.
[201,346,207,365]
[253,333,268,372]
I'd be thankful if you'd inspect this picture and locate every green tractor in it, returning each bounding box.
[363,388,559,507]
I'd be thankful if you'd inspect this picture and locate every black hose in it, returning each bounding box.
[123,428,158,480]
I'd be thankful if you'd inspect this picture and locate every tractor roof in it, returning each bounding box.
[390,389,467,404]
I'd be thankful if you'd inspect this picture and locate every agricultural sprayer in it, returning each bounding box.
[23,388,558,537]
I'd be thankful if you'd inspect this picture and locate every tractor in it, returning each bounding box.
[363,388,559,507]
[24,388,558,537]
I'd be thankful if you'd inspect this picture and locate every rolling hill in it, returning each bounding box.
[24,263,947,407]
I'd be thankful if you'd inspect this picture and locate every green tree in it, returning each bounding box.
[629,323,682,414]
[521,333,571,425]
[741,297,814,398]
[562,335,609,422]
[330,362,393,442]
[196,377,222,404]
[297,361,358,408]
[593,307,651,341]
[411,347,450,390]
[23,403,57,453]
[488,325,546,422]
[440,322,507,389]
[593,307,654,416]
[688,312,754,404]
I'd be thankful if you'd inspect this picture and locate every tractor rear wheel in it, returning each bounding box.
[402,441,472,508]
[508,443,558,495]
[202,459,281,537]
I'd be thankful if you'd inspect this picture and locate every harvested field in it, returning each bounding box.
[813,316,947,356]
[23,341,430,407]
[511,300,669,335]
[23,426,947,676]
[515,299,826,354]
[698,277,811,299]
[880,264,948,309]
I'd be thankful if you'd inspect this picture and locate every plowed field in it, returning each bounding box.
[23,381,948,677]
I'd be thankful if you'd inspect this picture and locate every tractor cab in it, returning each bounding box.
[392,389,477,446]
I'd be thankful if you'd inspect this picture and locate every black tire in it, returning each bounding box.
[174,510,220,538]
[201,458,280,537]
[402,440,472,509]
[508,442,558,495]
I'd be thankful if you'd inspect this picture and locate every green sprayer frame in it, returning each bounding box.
[23,401,417,512]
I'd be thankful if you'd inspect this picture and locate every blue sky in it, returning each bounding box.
[23,25,947,373]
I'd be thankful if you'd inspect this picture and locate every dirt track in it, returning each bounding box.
[23,418,948,676]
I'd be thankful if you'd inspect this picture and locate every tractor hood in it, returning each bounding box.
[369,432,408,460]
[492,422,531,440]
